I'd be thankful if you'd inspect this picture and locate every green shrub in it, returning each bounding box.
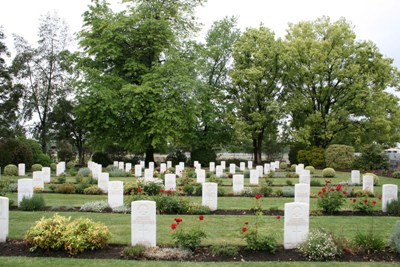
[35,153,52,167]
[351,198,377,215]
[305,166,315,174]
[390,220,400,253]
[325,145,354,169]
[242,227,277,252]
[322,168,336,178]
[152,195,189,214]
[317,183,346,214]
[80,201,111,212]
[0,138,33,169]
[124,181,138,195]
[62,217,111,255]
[25,214,70,251]
[123,244,146,259]
[83,185,104,195]
[4,164,18,176]
[50,163,57,171]
[392,171,400,179]
[210,243,239,257]
[186,203,211,215]
[298,229,341,261]
[350,189,375,198]
[8,182,18,192]
[31,164,43,172]
[259,186,273,197]
[191,148,216,167]
[281,186,294,197]
[55,183,76,194]
[353,144,389,171]
[142,180,163,196]
[354,227,386,254]
[387,199,400,216]
[19,195,46,211]
[297,147,325,168]
[67,161,75,170]
[56,174,66,184]
[310,179,322,186]
[108,167,129,177]
[286,172,299,178]
[279,162,288,170]
[77,167,92,177]
[91,151,112,167]
[290,164,297,172]
[75,183,90,194]
[285,179,294,186]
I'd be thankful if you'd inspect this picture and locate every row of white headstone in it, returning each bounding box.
[16,162,66,177]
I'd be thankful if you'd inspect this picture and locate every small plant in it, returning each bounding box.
[19,195,46,211]
[139,179,163,195]
[50,163,57,171]
[259,185,273,197]
[279,162,288,170]
[31,164,43,172]
[210,243,239,257]
[4,164,18,176]
[171,216,206,251]
[353,220,386,254]
[285,173,299,178]
[109,168,129,177]
[305,166,315,174]
[310,179,322,186]
[317,181,347,214]
[351,198,377,215]
[56,174,66,184]
[286,179,294,186]
[77,167,92,177]
[298,229,341,261]
[392,171,400,179]
[8,182,18,192]
[124,181,138,195]
[350,189,374,198]
[80,201,112,212]
[389,220,400,253]
[123,244,146,259]
[322,168,336,178]
[281,186,294,197]
[152,194,189,214]
[290,164,297,172]
[55,183,76,194]
[387,199,400,216]
[83,185,104,195]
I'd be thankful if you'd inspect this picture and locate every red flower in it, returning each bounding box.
[318,191,322,195]
[174,218,183,224]
[336,184,342,191]
[343,191,348,195]
[322,188,327,193]
[242,227,247,233]
[372,200,377,205]
[255,194,262,199]
[276,215,281,219]
[330,188,335,191]
[160,188,164,193]
[364,199,368,203]
[137,188,142,193]
[167,189,172,193]
[178,187,182,191]
[199,215,204,221]
[171,223,177,230]
[377,194,382,200]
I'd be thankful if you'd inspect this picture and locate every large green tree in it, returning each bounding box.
[75,0,204,164]
[12,13,72,152]
[229,25,284,164]
[283,16,400,148]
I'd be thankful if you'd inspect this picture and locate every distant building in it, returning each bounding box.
[385,148,400,169]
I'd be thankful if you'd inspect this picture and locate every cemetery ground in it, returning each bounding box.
[1,168,400,266]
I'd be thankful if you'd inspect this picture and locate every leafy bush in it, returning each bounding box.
[310,179,322,186]
[350,189,374,198]
[325,144,354,169]
[122,244,146,259]
[0,138,33,169]
[152,194,189,214]
[317,183,347,214]
[387,199,400,216]
[35,153,52,167]
[285,172,299,178]
[75,183,90,194]
[166,150,187,166]
[124,181,138,195]
[56,174,66,184]
[62,217,111,255]
[354,227,386,254]
[353,144,389,171]
[298,229,341,261]
[141,179,163,196]
[171,217,206,251]
[279,162,288,170]
[392,171,400,179]
[285,179,294,186]
[19,195,46,211]
[80,201,111,212]
[281,186,294,197]
[8,182,18,192]
[108,167,129,177]
[290,164,297,172]
[4,164,18,176]
[191,147,216,167]
[297,147,325,168]
[305,166,315,174]
[210,243,239,257]
[390,220,400,253]
[83,185,104,195]
[351,198,377,215]
[31,164,43,172]
[50,163,56,171]
[258,186,273,197]
[55,183,76,194]
[186,203,211,215]
[67,161,75,170]
[91,151,112,167]
[241,223,277,252]
[322,168,336,178]
[77,167,92,177]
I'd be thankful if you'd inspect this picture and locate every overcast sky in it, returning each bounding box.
[1,0,399,69]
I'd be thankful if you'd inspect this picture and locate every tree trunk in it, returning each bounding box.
[145,145,155,167]
[252,130,264,165]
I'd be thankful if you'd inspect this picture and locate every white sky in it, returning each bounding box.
[0,0,399,69]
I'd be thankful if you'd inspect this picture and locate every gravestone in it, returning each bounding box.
[362,175,374,193]
[164,174,176,191]
[256,165,263,177]
[125,163,132,173]
[179,162,185,170]
[149,162,154,171]
[196,169,206,184]
[0,196,9,242]
[135,165,142,177]
[91,163,102,180]
[160,163,167,173]
[240,162,246,171]
[247,161,253,169]
[299,170,311,184]
[232,174,244,195]
[166,161,172,169]
[118,162,124,170]
[131,200,156,247]
[56,162,65,176]
[196,163,201,170]
[221,161,226,171]
[98,172,109,193]
[194,161,199,169]
[284,202,309,249]
[270,162,276,172]
[215,165,223,178]
[144,169,153,181]
[32,171,44,190]
[351,170,360,184]
[229,164,236,174]
[202,182,217,211]
[298,163,304,170]
[264,163,270,175]
[382,184,398,212]
[175,165,182,177]
[42,167,51,183]
[113,161,118,167]
[295,165,304,175]
[18,178,33,206]
[18,163,25,176]
[108,181,124,209]
[249,169,259,185]
[275,161,280,170]
[209,162,215,172]
[140,161,145,169]
[295,183,310,213]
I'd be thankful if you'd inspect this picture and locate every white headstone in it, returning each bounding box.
[196,169,206,184]
[351,170,360,184]
[264,163,270,175]
[215,165,223,177]
[56,162,65,176]
[135,164,142,177]
[284,202,309,249]
[0,197,9,242]
[160,163,167,173]
[175,165,182,177]
[164,174,176,191]
[140,161,145,168]
[209,162,215,172]
[42,167,51,183]
[202,182,218,211]
[32,171,44,190]
[144,169,153,181]
[131,200,156,247]
[298,163,304,170]
[295,165,304,175]
[166,161,172,169]
[98,172,109,193]
[18,178,33,207]
[149,162,154,171]
[91,163,102,180]
[125,163,132,173]
[362,175,374,193]
[232,174,244,195]
[270,162,276,172]
[299,170,311,184]
[382,184,398,212]
[275,161,280,170]
[240,162,246,171]
[295,184,310,206]
[118,162,124,170]
[247,161,253,169]
[18,163,25,176]
[113,161,118,167]
[220,161,226,170]
[229,164,236,174]
[193,161,199,168]
[249,169,259,185]
[179,162,185,170]
[108,181,124,209]
[256,165,263,177]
